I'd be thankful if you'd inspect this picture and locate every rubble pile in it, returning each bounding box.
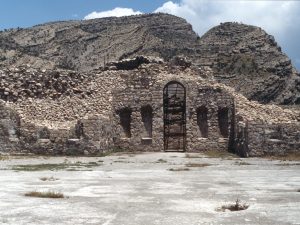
[0,59,297,131]
[196,81,300,124]
[1,66,126,128]
[0,66,95,101]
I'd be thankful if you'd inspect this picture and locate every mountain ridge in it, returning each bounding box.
[0,13,299,104]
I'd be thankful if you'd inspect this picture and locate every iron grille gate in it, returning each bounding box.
[163,81,186,151]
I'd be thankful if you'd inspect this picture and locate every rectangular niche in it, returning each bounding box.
[141,105,153,138]
[119,108,132,138]
[197,106,208,138]
[218,107,229,138]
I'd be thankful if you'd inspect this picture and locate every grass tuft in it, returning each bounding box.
[24,191,64,198]
[156,159,167,163]
[275,163,300,166]
[0,155,9,161]
[185,154,203,158]
[11,161,102,171]
[40,176,59,181]
[265,152,300,161]
[185,163,211,168]
[234,161,252,166]
[217,199,249,212]
[168,167,190,171]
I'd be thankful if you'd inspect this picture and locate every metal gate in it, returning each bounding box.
[163,81,186,151]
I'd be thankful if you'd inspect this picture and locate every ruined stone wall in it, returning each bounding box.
[0,100,20,152]
[232,96,300,156]
[112,63,164,151]
[19,120,77,155]
[1,66,123,127]
[17,114,116,155]
[0,64,123,154]
[112,61,234,152]
[77,115,116,154]
[187,87,234,152]
[0,57,299,156]
[245,122,300,156]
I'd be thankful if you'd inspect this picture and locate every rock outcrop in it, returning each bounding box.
[0,13,299,105]
[198,22,300,105]
[0,14,197,72]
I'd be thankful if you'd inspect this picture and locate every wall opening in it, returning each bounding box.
[197,106,208,138]
[163,81,186,151]
[218,108,229,138]
[37,127,50,139]
[119,108,132,138]
[141,105,153,138]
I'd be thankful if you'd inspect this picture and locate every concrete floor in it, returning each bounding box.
[0,152,299,225]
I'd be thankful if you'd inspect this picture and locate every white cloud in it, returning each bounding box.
[155,0,299,36]
[155,0,300,70]
[83,2,300,70]
[84,7,143,20]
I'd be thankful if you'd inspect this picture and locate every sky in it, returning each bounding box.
[0,0,299,70]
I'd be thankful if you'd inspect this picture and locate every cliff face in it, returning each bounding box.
[0,13,299,104]
[0,14,198,72]
[198,22,300,105]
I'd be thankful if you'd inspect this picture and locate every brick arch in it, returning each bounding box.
[159,77,191,94]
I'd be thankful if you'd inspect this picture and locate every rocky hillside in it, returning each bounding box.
[0,14,197,71]
[198,22,300,105]
[0,13,299,104]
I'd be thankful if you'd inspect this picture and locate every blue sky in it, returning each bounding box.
[0,0,299,70]
[0,0,172,29]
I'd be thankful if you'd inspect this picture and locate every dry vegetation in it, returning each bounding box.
[24,191,64,198]
[156,159,168,163]
[185,154,203,158]
[234,161,252,166]
[216,199,249,212]
[11,161,102,171]
[276,162,300,166]
[168,167,190,171]
[265,152,300,161]
[0,155,9,161]
[185,163,211,168]
[40,176,59,181]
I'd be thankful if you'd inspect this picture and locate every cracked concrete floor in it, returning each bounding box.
[0,152,299,225]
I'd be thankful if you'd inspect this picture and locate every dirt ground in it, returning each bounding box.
[0,152,299,225]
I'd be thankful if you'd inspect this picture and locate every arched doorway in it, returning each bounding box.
[163,81,186,151]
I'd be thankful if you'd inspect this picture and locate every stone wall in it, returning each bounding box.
[111,60,235,152]
[0,100,20,153]
[0,57,299,156]
[247,122,300,156]
[232,109,300,157]
[187,86,234,152]
[77,114,116,154]
[15,114,115,155]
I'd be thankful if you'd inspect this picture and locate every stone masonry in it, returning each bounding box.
[0,56,299,156]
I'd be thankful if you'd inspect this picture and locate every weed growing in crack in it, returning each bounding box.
[25,191,64,198]
[216,199,249,212]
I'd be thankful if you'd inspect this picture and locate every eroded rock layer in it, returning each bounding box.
[0,14,299,104]
[198,22,300,104]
